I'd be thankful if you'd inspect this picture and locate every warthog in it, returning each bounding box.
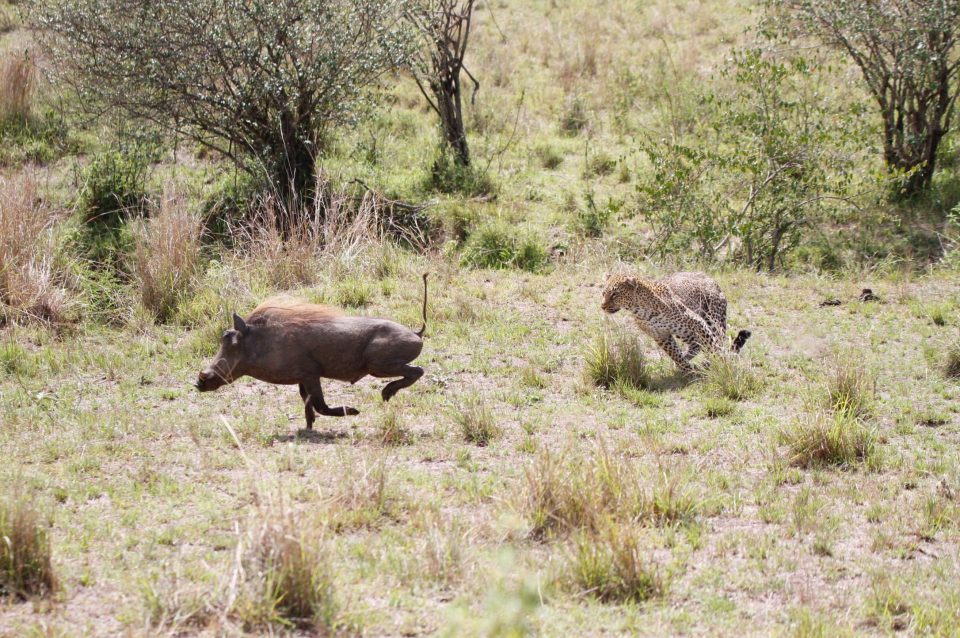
[196,274,429,429]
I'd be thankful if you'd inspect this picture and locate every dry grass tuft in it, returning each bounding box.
[227,506,338,631]
[131,185,203,322]
[455,393,502,446]
[823,359,875,419]
[525,444,697,539]
[377,405,413,446]
[781,410,879,470]
[324,456,396,532]
[233,178,388,289]
[944,339,960,379]
[0,493,57,600]
[562,526,665,603]
[0,174,71,324]
[0,50,35,124]
[702,352,761,400]
[584,331,650,391]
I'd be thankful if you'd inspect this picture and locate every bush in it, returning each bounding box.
[0,493,57,600]
[78,147,151,228]
[131,186,204,323]
[455,394,501,446]
[584,331,650,391]
[572,190,619,238]
[460,222,549,272]
[534,143,564,170]
[0,174,72,323]
[781,410,879,469]
[427,149,494,197]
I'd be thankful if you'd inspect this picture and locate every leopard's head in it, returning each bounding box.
[601,274,659,314]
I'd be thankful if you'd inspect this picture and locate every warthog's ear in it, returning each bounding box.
[233,312,249,335]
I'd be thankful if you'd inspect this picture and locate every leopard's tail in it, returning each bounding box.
[732,329,752,353]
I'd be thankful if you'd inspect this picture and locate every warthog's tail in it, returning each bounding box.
[416,273,429,337]
[732,329,752,353]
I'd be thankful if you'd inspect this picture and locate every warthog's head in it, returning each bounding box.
[195,313,250,392]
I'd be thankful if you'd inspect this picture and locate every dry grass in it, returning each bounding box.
[525,444,697,539]
[455,393,502,446]
[131,185,203,323]
[945,338,960,379]
[781,410,880,469]
[823,358,875,418]
[233,178,389,289]
[226,506,338,631]
[377,405,413,446]
[0,49,34,124]
[562,526,665,604]
[584,330,650,391]
[0,492,57,600]
[0,174,70,323]
[702,352,761,400]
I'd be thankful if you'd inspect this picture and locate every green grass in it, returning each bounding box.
[2,0,960,634]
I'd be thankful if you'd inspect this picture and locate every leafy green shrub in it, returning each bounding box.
[460,222,548,272]
[200,170,261,242]
[584,331,649,391]
[78,147,151,228]
[637,48,858,270]
[434,203,478,243]
[427,149,494,197]
[572,191,619,238]
[0,493,57,600]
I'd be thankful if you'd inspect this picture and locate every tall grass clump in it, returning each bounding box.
[562,528,665,603]
[0,174,71,323]
[131,185,203,322]
[944,339,960,379]
[702,352,761,401]
[525,445,696,540]
[455,394,501,446]
[460,221,548,272]
[584,331,649,391]
[0,51,34,126]
[228,507,338,631]
[822,359,875,419]
[781,410,879,470]
[0,493,57,600]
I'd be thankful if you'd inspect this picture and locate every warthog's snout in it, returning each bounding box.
[195,370,226,392]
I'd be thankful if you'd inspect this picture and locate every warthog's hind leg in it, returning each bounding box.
[373,363,425,402]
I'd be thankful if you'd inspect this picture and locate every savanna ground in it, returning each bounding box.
[2,0,960,635]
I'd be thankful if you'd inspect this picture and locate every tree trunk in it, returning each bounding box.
[434,75,470,166]
[270,121,318,237]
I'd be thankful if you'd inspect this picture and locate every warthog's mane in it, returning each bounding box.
[247,296,343,326]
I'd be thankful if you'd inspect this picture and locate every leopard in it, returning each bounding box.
[600,271,751,373]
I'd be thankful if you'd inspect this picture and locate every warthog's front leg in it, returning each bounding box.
[301,379,359,426]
